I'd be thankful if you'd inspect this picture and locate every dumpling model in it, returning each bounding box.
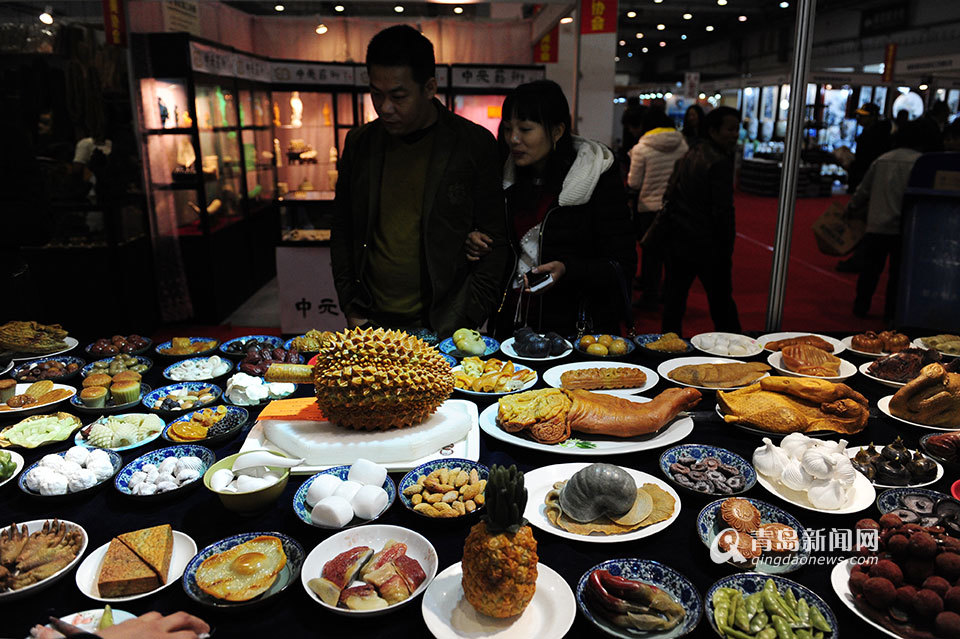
[558,463,637,523]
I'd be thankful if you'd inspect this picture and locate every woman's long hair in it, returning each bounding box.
[498,80,575,191]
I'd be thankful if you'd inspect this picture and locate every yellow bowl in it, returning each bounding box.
[203,450,291,514]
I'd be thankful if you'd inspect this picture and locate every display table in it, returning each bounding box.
[3,334,950,638]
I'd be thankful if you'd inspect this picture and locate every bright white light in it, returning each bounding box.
[699,92,706,99]
[636,32,644,38]
[560,16,574,23]
[780,1,789,7]
[657,23,666,30]
[619,40,626,46]
[315,23,328,34]
[919,84,929,91]
[627,10,637,18]
[615,56,620,62]
[705,25,715,31]
[659,41,666,47]
[715,93,721,99]
[745,87,754,96]
[665,92,673,98]
[657,93,663,98]
[780,99,789,110]
[334,5,345,11]
[274,4,284,11]
[653,0,663,3]
[717,0,727,5]
[453,6,463,13]
[394,5,404,13]
[683,13,692,19]
[738,15,747,21]
[39,11,53,24]
[681,34,687,40]
[642,46,649,53]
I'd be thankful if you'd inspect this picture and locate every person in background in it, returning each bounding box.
[836,102,892,273]
[465,80,636,337]
[918,101,949,151]
[660,106,742,335]
[628,109,689,310]
[618,105,647,177]
[682,104,705,147]
[944,118,960,152]
[847,120,939,321]
[331,25,509,338]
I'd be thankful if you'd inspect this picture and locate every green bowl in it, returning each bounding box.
[202,450,291,515]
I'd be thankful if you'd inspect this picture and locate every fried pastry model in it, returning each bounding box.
[763,335,834,353]
[667,362,770,388]
[0,321,69,354]
[889,363,960,427]
[497,387,701,445]
[559,367,647,390]
[717,376,869,434]
[781,344,842,377]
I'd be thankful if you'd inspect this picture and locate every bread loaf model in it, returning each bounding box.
[559,367,647,390]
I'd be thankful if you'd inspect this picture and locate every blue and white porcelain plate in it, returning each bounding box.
[440,353,456,367]
[10,355,85,383]
[697,497,809,575]
[74,414,165,452]
[19,448,122,499]
[398,458,489,519]
[634,333,695,355]
[69,384,152,415]
[438,336,500,359]
[84,337,152,357]
[154,337,219,358]
[182,531,304,608]
[705,573,837,638]
[577,558,702,639]
[141,382,222,414]
[451,362,538,397]
[162,357,234,382]
[115,444,215,499]
[162,405,248,446]
[81,355,152,378]
[219,335,283,358]
[293,466,396,529]
[659,444,756,496]
[877,487,952,514]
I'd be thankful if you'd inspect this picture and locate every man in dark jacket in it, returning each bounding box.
[661,106,742,335]
[331,25,509,337]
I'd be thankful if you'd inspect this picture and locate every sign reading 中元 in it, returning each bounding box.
[277,246,346,334]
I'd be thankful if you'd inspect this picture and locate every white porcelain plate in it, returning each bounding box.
[840,335,887,358]
[0,519,88,601]
[691,332,762,358]
[912,337,959,358]
[757,332,845,355]
[499,337,572,362]
[857,361,907,389]
[479,397,694,456]
[75,530,196,602]
[755,470,876,515]
[0,450,24,488]
[542,361,658,396]
[766,351,857,382]
[846,445,943,489]
[451,362,538,397]
[522,463,680,543]
[657,356,768,391]
[878,395,960,431]
[421,562,575,639]
[830,559,901,639]
[0,382,77,417]
[10,337,80,361]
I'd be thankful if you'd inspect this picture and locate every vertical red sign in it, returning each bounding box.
[102,0,127,46]
[580,0,618,34]
[882,43,897,82]
[535,25,560,63]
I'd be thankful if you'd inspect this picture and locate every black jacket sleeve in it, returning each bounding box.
[330,128,361,318]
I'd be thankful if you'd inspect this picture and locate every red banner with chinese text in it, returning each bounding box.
[581,0,618,34]
[535,25,560,63]
[102,0,126,46]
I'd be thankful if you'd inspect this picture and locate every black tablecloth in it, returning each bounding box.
[3,337,951,639]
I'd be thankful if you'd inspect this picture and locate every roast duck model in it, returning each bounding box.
[496,387,701,445]
[868,348,959,383]
[888,362,960,427]
[718,376,869,434]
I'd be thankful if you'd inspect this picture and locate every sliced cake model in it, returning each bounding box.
[97,524,173,597]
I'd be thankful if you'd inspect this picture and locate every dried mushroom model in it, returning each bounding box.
[265,327,454,430]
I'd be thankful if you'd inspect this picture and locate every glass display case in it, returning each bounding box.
[449,65,546,138]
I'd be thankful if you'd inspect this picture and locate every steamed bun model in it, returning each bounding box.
[306,459,390,527]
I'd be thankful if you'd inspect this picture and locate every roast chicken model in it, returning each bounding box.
[717,376,869,435]
[496,387,701,445]
[889,363,960,427]
[264,327,454,431]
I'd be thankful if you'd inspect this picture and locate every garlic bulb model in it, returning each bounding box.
[831,459,858,486]
[801,447,836,480]
[807,478,850,510]
[780,460,814,492]
[780,432,813,460]
[753,438,789,477]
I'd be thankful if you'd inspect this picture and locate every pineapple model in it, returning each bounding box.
[461,465,538,617]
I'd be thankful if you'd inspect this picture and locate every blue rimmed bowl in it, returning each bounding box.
[11,355,86,383]
[115,444,215,500]
[577,559,702,639]
[162,356,234,383]
[81,355,152,378]
[571,334,637,359]
[877,486,954,514]
[154,337,219,359]
[69,383,152,415]
[18,448,122,500]
[293,466,396,529]
[398,458,489,521]
[162,405,248,447]
[182,531,305,608]
[219,335,283,359]
[697,497,809,575]
[705,573,837,638]
[440,353,456,367]
[659,444,756,496]
[634,333,695,358]
[84,336,153,357]
[438,336,500,359]
[141,382,222,416]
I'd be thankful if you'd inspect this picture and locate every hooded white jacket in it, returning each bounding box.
[627,128,689,213]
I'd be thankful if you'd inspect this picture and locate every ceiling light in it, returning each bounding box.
[659,41,666,47]
[681,34,687,40]
[453,6,463,13]
[717,0,727,5]
[919,84,929,91]
[657,23,666,30]
[615,56,620,61]
[683,13,692,20]
[394,5,404,12]
[738,15,747,21]
[636,32,644,38]
[627,10,637,18]
[705,25,714,31]
[665,92,673,98]
[315,23,328,34]
[619,40,626,45]
[654,0,663,4]
[642,46,649,52]
[39,6,53,24]
[274,4,284,11]
[628,52,634,57]
[334,5,345,11]
[560,16,574,24]
[779,1,789,7]
[699,93,706,99]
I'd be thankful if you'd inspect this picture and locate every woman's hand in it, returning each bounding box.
[524,261,565,294]
[465,231,493,262]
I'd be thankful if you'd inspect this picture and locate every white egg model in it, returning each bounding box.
[306,459,390,528]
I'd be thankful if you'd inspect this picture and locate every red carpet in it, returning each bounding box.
[633,190,891,336]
